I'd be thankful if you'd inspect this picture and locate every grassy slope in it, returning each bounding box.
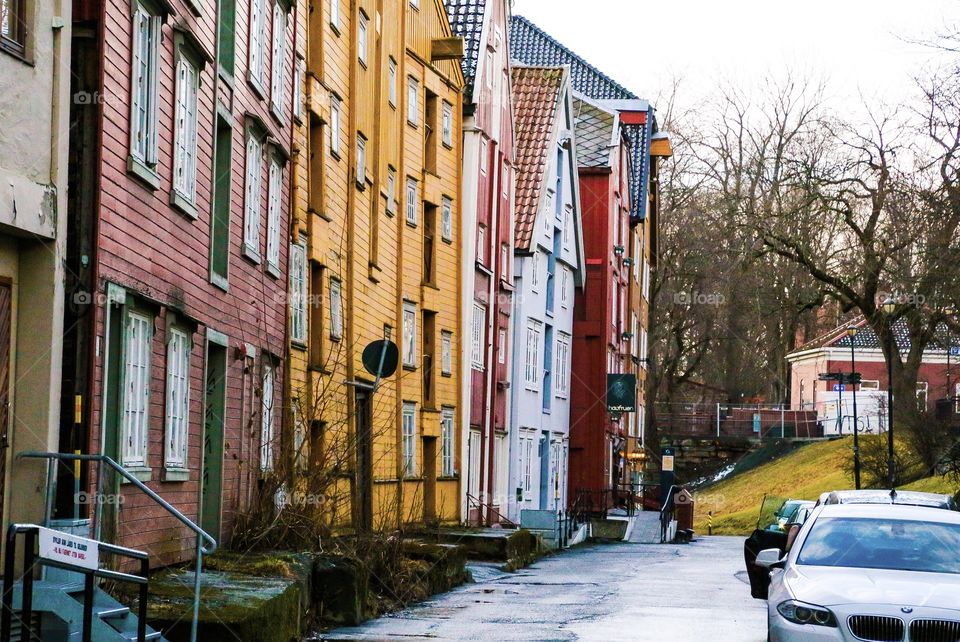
[693,437,959,535]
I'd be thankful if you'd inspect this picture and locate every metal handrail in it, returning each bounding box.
[659,484,681,543]
[18,451,215,642]
[464,492,518,528]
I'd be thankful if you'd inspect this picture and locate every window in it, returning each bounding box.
[405,177,418,225]
[260,362,275,470]
[640,327,648,367]
[563,206,572,248]
[289,241,307,344]
[409,0,419,8]
[441,196,453,241]
[388,58,397,106]
[265,157,283,272]
[633,231,641,281]
[248,0,267,91]
[498,328,506,364]
[441,408,455,477]
[402,402,416,476]
[442,101,453,146]
[500,244,509,280]
[476,225,486,265]
[217,0,236,76]
[860,380,880,391]
[485,50,493,89]
[1,0,26,54]
[164,326,191,469]
[525,319,542,390]
[122,310,152,467]
[403,301,417,367]
[407,75,419,125]
[441,331,453,375]
[386,168,397,214]
[243,129,264,259]
[210,117,233,286]
[356,134,367,184]
[468,430,481,496]
[329,0,339,30]
[172,50,200,207]
[130,3,161,169]
[329,278,343,339]
[531,253,540,290]
[642,260,651,300]
[357,12,368,65]
[544,192,553,232]
[471,302,485,370]
[480,139,488,174]
[522,437,533,494]
[560,268,569,307]
[330,96,342,157]
[270,2,287,116]
[294,56,304,122]
[631,312,639,358]
[555,332,570,397]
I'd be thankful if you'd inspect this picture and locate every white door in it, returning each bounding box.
[468,429,482,498]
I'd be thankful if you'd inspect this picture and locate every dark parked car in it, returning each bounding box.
[744,497,814,599]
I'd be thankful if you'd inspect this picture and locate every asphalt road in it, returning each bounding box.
[318,535,767,641]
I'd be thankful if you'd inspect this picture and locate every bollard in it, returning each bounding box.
[708,511,713,536]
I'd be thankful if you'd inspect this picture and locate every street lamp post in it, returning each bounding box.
[847,325,861,490]
[882,297,897,488]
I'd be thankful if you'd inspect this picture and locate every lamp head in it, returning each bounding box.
[882,296,896,315]
[846,325,858,338]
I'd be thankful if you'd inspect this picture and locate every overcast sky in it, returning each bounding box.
[512,0,960,116]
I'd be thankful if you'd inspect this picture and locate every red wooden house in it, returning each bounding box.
[59,0,297,565]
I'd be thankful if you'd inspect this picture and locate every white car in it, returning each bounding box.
[756,502,960,641]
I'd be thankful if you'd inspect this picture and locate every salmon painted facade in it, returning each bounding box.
[296,0,465,530]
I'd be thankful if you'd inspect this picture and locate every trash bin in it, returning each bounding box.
[674,489,695,533]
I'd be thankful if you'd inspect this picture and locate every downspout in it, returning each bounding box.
[480,146,499,524]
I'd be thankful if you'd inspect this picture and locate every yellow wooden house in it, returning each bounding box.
[287,0,464,531]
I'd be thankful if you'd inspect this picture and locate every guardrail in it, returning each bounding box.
[18,451,217,642]
[0,523,150,642]
[659,484,680,543]
[465,492,518,528]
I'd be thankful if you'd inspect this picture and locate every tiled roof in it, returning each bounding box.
[510,14,654,220]
[510,15,636,100]
[512,65,566,250]
[444,0,486,100]
[792,315,960,354]
[573,97,615,168]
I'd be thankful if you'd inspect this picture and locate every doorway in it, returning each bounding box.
[201,340,227,539]
[0,282,10,524]
[354,389,373,531]
[422,436,437,523]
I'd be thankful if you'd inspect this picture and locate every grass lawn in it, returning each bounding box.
[692,437,960,536]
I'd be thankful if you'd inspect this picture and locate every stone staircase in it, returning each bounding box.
[626,510,663,544]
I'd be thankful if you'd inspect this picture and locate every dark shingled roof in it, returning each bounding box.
[512,65,566,250]
[444,0,486,100]
[573,97,615,168]
[510,14,654,220]
[793,316,960,354]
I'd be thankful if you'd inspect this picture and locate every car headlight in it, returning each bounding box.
[776,600,837,627]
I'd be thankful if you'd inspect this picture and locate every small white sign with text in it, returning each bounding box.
[37,527,100,571]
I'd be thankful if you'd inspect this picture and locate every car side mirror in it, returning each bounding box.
[754,548,785,569]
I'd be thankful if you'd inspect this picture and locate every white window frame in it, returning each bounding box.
[560,267,569,307]
[270,1,287,117]
[260,362,275,471]
[329,0,340,30]
[555,332,570,398]
[164,326,191,469]
[293,56,304,122]
[485,50,494,89]
[471,302,486,370]
[480,138,488,174]
[441,196,453,241]
[129,2,161,167]
[498,328,506,365]
[441,330,453,375]
[631,312,639,358]
[500,244,509,281]
[172,49,200,205]
[642,260,651,300]
[640,327,648,367]
[330,96,342,157]
[531,253,540,291]
[329,277,343,340]
[476,225,486,265]
[441,407,455,477]
[402,402,417,476]
[121,310,152,468]
[403,301,417,367]
[409,0,419,8]
[544,191,553,232]
[388,57,397,106]
[265,157,283,272]
[563,205,572,248]
[357,11,368,65]
[386,168,397,214]
[243,129,264,260]
[407,75,419,125]
[405,177,418,225]
[289,240,307,344]
[248,0,267,92]
[523,437,533,494]
[356,134,367,184]
[524,319,542,391]
[442,100,453,146]
[633,232,641,281]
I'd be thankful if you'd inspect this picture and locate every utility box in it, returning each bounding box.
[675,489,695,533]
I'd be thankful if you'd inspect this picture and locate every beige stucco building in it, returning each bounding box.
[0,0,72,534]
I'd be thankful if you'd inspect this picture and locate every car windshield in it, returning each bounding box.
[797,516,960,574]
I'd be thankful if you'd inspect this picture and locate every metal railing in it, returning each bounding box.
[1,523,150,642]
[464,493,518,528]
[18,451,217,642]
[659,484,680,543]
